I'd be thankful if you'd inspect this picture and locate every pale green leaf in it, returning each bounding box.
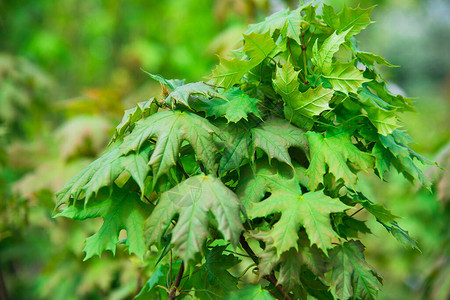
[312,29,351,74]
[246,8,302,45]
[323,63,370,94]
[228,285,276,300]
[251,118,308,166]
[218,124,252,174]
[306,129,374,189]
[147,175,244,264]
[242,31,280,62]
[120,111,219,181]
[322,4,374,37]
[356,51,398,67]
[57,188,152,260]
[240,161,349,256]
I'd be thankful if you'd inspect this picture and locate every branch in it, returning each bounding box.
[0,266,8,300]
[168,261,185,300]
[239,234,292,300]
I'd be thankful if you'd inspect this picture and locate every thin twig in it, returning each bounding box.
[0,266,8,300]
[239,234,292,300]
[168,261,185,300]
[199,163,207,175]
[176,162,190,178]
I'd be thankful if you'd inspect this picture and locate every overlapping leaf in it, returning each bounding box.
[164,82,222,108]
[323,63,370,94]
[146,175,244,264]
[192,87,261,123]
[239,161,350,256]
[306,129,374,189]
[120,111,219,181]
[251,118,309,166]
[57,188,152,260]
[247,7,302,44]
[312,29,351,74]
[322,4,374,37]
[273,61,333,120]
[210,31,280,88]
[329,240,382,300]
[109,99,157,145]
[56,144,152,206]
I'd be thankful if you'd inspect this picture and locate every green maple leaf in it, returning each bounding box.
[306,129,374,189]
[273,61,333,120]
[189,245,240,299]
[322,4,374,37]
[164,82,222,108]
[251,118,308,166]
[241,161,350,256]
[146,175,244,264]
[210,32,280,89]
[120,111,220,181]
[247,8,302,45]
[378,130,432,189]
[242,31,280,61]
[57,187,152,260]
[192,87,261,123]
[365,107,401,136]
[228,285,276,300]
[56,144,152,206]
[278,248,303,291]
[210,57,251,89]
[356,51,398,67]
[312,29,351,74]
[109,98,157,145]
[323,62,370,94]
[144,71,186,90]
[218,124,252,174]
[329,240,382,300]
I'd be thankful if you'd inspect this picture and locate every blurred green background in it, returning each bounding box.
[0,0,448,299]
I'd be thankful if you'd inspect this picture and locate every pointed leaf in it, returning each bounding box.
[147,175,244,264]
[120,111,219,181]
[306,129,374,189]
[323,63,370,94]
[356,51,398,67]
[322,4,374,37]
[312,29,351,74]
[164,82,222,108]
[329,240,382,300]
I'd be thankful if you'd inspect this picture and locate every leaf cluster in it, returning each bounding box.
[55,2,434,299]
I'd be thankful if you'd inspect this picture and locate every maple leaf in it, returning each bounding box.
[240,161,350,256]
[146,175,244,264]
[217,123,252,174]
[306,129,374,190]
[210,31,280,89]
[252,118,309,166]
[322,4,374,37]
[120,111,220,181]
[356,51,398,67]
[189,245,241,299]
[57,187,152,260]
[329,240,382,300]
[247,7,302,45]
[144,71,186,90]
[378,130,433,189]
[312,29,351,74]
[273,61,333,120]
[164,81,222,108]
[56,144,152,206]
[192,87,261,123]
[109,98,157,145]
[323,63,370,94]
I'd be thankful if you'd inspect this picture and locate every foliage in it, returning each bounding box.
[52,2,437,299]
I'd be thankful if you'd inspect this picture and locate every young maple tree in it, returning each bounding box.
[55,2,433,299]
